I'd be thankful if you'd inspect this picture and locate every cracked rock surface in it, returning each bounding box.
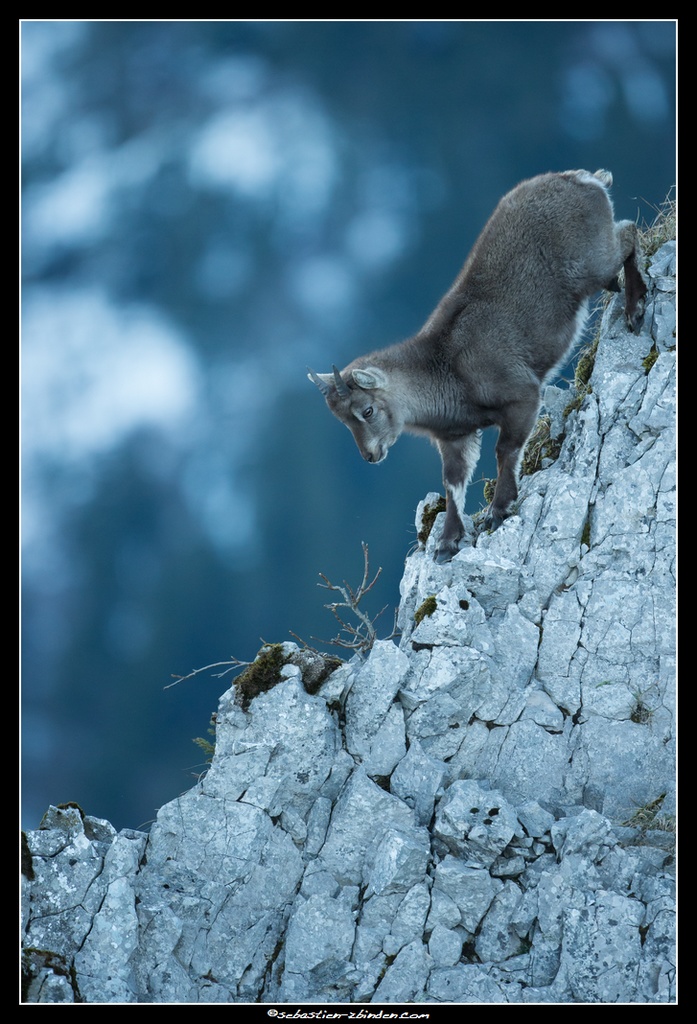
[22,243,675,1004]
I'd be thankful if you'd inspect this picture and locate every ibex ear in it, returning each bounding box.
[352,367,387,390]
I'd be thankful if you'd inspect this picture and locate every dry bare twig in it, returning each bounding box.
[316,541,394,653]
[164,656,252,690]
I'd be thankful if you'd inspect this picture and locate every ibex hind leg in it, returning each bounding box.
[623,250,648,332]
[614,221,648,333]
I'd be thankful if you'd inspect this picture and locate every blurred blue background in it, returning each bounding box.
[21,21,676,831]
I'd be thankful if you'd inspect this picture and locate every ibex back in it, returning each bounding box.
[309,170,646,562]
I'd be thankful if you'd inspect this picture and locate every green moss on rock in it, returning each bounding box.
[521,415,563,476]
[574,337,599,391]
[581,516,592,549]
[482,478,496,505]
[642,347,659,374]
[418,496,446,545]
[235,644,290,709]
[302,655,343,695]
[414,595,437,626]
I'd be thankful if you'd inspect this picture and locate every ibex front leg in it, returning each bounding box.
[434,432,482,562]
[485,398,540,532]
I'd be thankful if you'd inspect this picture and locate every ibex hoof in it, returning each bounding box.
[483,507,509,533]
[626,298,646,334]
[434,540,459,563]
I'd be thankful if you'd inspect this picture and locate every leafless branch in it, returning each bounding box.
[314,541,398,653]
[164,656,252,690]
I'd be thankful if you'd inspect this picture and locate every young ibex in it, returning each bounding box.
[309,170,646,562]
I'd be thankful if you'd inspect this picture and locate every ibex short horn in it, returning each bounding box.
[332,365,350,397]
[307,367,332,397]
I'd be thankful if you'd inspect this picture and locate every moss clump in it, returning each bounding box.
[630,699,653,725]
[38,803,86,831]
[622,793,671,831]
[235,643,289,710]
[581,516,592,549]
[57,801,84,813]
[521,415,563,477]
[482,478,496,505]
[563,336,600,419]
[642,347,659,374]
[418,496,446,545]
[574,337,599,391]
[414,595,437,626]
[302,655,343,695]
[563,392,585,419]
[627,682,661,727]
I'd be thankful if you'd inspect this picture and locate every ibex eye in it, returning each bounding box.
[363,407,373,420]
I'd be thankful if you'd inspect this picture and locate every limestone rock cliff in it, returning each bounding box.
[22,240,676,1004]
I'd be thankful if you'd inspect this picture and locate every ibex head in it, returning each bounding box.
[308,363,400,464]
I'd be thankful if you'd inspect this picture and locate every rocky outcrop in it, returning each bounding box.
[22,241,676,1004]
